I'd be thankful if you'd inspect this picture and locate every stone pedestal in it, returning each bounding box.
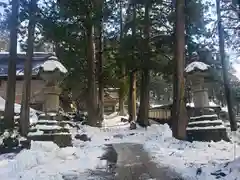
[43,86,61,113]
[190,75,209,108]
[193,89,209,108]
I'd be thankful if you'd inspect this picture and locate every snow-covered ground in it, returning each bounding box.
[0,114,240,179]
[0,97,38,124]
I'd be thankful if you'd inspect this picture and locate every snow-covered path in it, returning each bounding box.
[113,143,183,180]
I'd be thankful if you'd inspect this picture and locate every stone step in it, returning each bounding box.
[37,120,58,125]
[188,121,223,128]
[187,124,226,131]
[38,113,58,120]
[187,128,229,142]
[28,133,72,147]
[189,114,218,122]
[36,120,76,128]
[29,128,69,134]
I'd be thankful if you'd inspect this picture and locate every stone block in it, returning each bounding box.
[188,121,222,128]
[189,114,218,122]
[53,134,72,147]
[28,134,72,147]
[75,134,91,141]
[187,128,229,142]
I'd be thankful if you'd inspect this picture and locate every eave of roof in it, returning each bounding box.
[0,52,55,78]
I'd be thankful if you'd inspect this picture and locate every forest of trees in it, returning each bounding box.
[0,0,239,139]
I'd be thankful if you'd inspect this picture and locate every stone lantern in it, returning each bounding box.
[39,56,68,114]
[28,56,72,148]
[186,61,210,108]
[185,61,229,142]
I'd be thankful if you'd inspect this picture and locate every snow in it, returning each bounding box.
[185,61,210,73]
[190,114,218,120]
[222,106,228,112]
[209,101,220,107]
[186,102,195,107]
[233,61,240,80]
[186,125,226,130]
[47,112,58,116]
[34,125,62,130]
[0,114,240,179]
[28,130,44,136]
[150,104,163,108]
[187,101,220,107]
[38,120,58,123]
[41,59,68,73]
[0,96,38,124]
[188,120,223,125]
[102,112,129,127]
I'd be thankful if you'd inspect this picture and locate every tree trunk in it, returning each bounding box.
[137,1,150,127]
[86,21,99,127]
[128,1,137,122]
[119,64,126,115]
[216,0,237,131]
[118,0,126,116]
[128,71,137,122]
[172,0,188,140]
[137,69,150,126]
[19,0,37,136]
[95,0,104,121]
[4,0,19,129]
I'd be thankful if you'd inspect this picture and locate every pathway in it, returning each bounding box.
[62,142,184,180]
[113,143,183,180]
[92,143,184,180]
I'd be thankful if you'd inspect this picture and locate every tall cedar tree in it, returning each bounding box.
[172,0,189,139]
[216,0,237,131]
[4,0,19,129]
[95,0,104,122]
[128,1,137,123]
[85,3,100,126]
[20,0,37,136]
[118,0,126,116]
[137,0,150,127]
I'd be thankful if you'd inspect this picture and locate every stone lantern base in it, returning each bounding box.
[193,88,209,108]
[186,107,229,142]
[43,86,61,113]
[27,113,73,147]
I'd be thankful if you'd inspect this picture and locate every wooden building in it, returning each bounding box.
[0,52,56,111]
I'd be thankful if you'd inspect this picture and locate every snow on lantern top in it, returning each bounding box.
[185,61,210,73]
[40,56,68,73]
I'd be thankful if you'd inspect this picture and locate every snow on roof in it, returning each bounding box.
[41,57,68,73]
[185,61,210,73]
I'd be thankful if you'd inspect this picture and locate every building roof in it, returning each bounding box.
[0,52,55,80]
